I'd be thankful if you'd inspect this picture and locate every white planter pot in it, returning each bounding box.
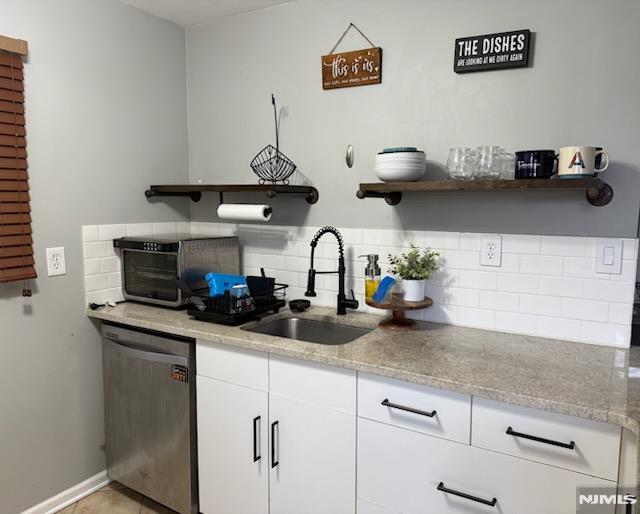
[402,279,426,302]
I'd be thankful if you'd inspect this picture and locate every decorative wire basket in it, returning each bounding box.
[250,94,297,184]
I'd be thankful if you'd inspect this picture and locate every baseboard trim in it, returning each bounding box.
[21,470,110,514]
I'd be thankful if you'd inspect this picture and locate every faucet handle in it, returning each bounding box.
[350,289,356,300]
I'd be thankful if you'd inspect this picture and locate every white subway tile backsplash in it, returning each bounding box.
[518,294,563,317]
[126,223,153,237]
[609,303,634,325]
[459,233,482,251]
[152,222,177,237]
[536,317,581,341]
[107,272,122,288]
[85,274,108,292]
[98,224,126,241]
[541,236,588,257]
[422,304,458,324]
[82,223,638,348]
[561,298,609,322]
[623,239,638,260]
[579,321,631,347]
[478,290,519,312]
[502,234,541,254]
[496,311,537,334]
[441,250,479,270]
[442,288,479,308]
[584,280,635,303]
[539,276,584,298]
[83,241,108,259]
[82,225,98,242]
[457,270,497,290]
[84,259,100,275]
[99,256,121,273]
[497,273,539,294]
[520,254,564,276]
[457,307,495,330]
[563,257,596,278]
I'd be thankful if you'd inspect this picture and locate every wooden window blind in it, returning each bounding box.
[0,44,36,284]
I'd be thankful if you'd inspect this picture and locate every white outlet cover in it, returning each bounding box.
[595,238,623,274]
[46,247,66,277]
[481,234,502,267]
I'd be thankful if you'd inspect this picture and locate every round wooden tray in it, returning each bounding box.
[365,293,433,330]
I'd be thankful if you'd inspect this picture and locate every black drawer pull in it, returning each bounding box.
[437,482,497,507]
[271,421,279,468]
[381,398,436,418]
[506,426,576,449]
[253,416,261,462]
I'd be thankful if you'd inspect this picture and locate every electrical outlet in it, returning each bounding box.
[481,235,502,267]
[46,247,66,276]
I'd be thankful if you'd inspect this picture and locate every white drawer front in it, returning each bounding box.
[196,340,268,391]
[358,373,471,443]
[357,499,399,514]
[270,355,356,413]
[472,397,621,481]
[358,418,615,514]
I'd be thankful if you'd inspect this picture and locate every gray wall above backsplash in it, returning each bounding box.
[186,0,640,238]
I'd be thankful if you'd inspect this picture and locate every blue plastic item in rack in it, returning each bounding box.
[205,273,247,297]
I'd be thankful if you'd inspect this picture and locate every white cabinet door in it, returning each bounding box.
[270,393,356,514]
[197,376,269,514]
[358,418,615,514]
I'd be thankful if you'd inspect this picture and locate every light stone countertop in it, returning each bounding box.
[87,302,640,439]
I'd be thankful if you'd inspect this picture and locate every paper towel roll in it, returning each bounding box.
[217,204,273,222]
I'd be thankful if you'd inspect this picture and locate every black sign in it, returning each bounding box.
[454,29,531,73]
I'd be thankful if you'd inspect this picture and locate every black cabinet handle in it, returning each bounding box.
[381,398,436,418]
[437,482,497,507]
[271,421,279,468]
[506,426,576,450]
[253,416,261,462]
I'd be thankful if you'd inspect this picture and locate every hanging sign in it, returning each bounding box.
[454,29,531,73]
[322,23,382,90]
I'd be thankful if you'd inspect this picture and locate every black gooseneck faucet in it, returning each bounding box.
[304,226,359,315]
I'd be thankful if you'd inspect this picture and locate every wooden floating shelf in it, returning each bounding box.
[145,184,319,204]
[356,178,613,206]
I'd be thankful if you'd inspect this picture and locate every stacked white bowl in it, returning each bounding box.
[374,147,426,182]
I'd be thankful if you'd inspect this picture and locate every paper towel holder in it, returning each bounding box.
[217,192,273,217]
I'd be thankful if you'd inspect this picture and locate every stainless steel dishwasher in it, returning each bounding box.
[102,324,198,514]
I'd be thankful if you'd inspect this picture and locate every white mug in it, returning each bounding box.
[558,146,609,178]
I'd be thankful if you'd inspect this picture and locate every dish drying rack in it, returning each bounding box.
[185,270,288,325]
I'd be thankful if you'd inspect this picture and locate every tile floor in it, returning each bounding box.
[56,481,176,513]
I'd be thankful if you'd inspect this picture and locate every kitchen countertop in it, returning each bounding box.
[88,302,640,439]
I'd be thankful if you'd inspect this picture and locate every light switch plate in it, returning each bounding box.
[595,238,623,274]
[46,247,66,276]
[481,235,502,267]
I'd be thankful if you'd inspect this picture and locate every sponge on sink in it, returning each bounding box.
[372,276,396,303]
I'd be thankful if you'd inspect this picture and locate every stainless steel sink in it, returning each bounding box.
[244,317,372,345]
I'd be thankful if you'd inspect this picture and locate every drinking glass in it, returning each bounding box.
[499,149,516,179]
[474,146,501,179]
[447,147,473,180]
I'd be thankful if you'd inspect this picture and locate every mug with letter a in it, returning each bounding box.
[558,146,610,178]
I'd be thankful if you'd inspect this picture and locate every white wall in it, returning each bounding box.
[186,0,640,238]
[0,1,189,512]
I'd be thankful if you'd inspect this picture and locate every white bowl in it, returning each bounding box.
[375,164,425,182]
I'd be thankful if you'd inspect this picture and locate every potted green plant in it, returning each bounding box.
[388,244,440,302]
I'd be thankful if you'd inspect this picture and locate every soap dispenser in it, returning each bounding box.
[359,254,381,301]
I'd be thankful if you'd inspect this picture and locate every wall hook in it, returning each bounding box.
[346,144,354,168]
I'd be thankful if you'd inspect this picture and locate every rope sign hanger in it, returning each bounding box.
[321,23,382,90]
[328,22,377,55]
